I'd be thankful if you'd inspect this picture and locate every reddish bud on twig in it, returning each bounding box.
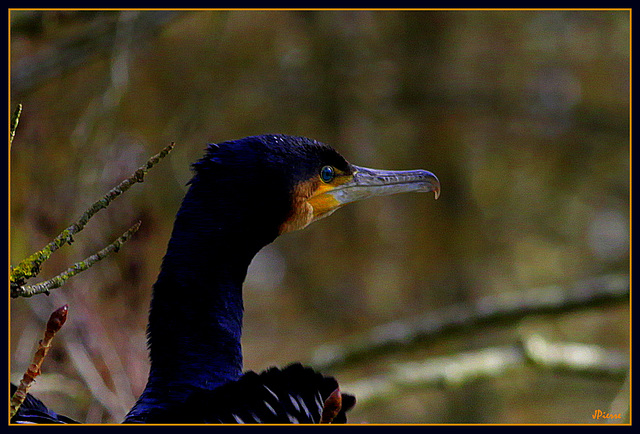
[10,304,69,419]
[46,304,68,334]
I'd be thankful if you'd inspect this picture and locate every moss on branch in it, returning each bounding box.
[10,142,175,293]
[11,221,142,298]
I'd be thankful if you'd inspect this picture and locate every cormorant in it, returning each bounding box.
[11,134,440,424]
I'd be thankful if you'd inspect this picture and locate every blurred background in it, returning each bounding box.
[9,10,629,424]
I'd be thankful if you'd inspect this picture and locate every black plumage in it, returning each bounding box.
[142,363,356,424]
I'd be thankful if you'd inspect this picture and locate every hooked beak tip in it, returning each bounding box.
[420,171,441,200]
[432,178,441,200]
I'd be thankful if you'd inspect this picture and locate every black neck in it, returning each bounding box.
[125,175,279,421]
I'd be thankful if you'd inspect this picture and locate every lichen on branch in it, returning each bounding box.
[10,142,175,293]
[11,221,142,298]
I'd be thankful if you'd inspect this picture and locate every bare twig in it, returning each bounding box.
[10,103,22,145]
[22,296,132,421]
[11,221,141,298]
[10,305,69,418]
[10,142,174,292]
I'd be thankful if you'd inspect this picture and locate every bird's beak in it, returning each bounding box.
[309,165,441,223]
[337,164,440,202]
[281,164,440,234]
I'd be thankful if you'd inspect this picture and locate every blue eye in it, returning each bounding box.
[320,165,335,183]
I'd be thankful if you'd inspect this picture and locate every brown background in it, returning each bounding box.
[10,10,630,424]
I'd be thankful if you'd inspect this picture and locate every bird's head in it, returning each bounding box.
[191,134,440,241]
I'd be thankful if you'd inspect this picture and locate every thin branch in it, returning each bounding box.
[11,221,141,298]
[10,305,69,418]
[21,296,130,421]
[341,337,628,408]
[10,142,174,291]
[10,103,22,145]
[311,274,629,370]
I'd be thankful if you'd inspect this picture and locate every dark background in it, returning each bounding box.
[10,10,629,424]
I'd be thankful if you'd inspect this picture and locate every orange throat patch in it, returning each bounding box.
[279,178,343,234]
